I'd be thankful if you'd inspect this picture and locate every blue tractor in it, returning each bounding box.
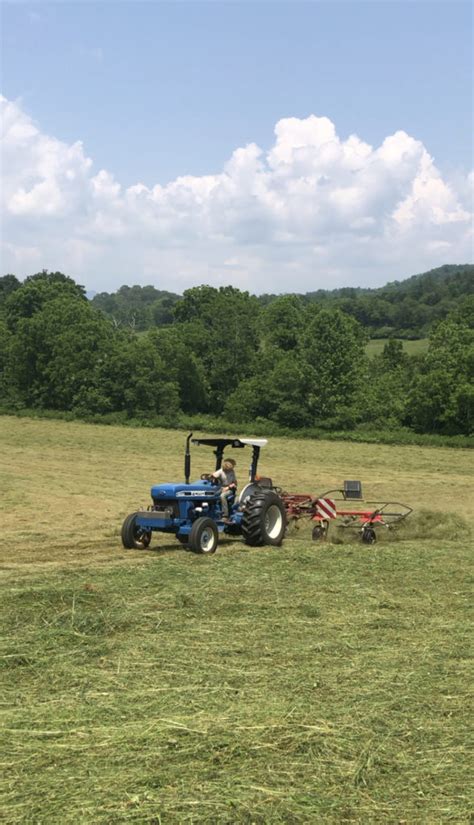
[121,434,287,554]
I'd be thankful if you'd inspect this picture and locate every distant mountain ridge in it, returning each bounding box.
[301,263,473,300]
[89,263,473,338]
[287,263,474,338]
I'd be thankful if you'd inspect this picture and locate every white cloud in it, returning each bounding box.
[1,95,472,293]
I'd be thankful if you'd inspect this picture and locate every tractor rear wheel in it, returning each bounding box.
[188,517,218,554]
[242,490,286,547]
[121,512,152,549]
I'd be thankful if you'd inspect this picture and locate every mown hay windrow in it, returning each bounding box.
[396,508,472,541]
[287,508,471,545]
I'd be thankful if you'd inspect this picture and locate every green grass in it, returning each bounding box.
[365,339,429,358]
[2,543,472,823]
[1,417,473,822]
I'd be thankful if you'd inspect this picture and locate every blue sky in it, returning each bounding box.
[1,1,473,292]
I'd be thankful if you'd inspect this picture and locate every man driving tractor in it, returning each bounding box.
[212,458,237,522]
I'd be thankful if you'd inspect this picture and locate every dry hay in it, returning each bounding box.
[286,507,471,547]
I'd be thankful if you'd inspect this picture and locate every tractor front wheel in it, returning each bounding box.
[121,513,152,549]
[242,490,286,547]
[188,517,218,554]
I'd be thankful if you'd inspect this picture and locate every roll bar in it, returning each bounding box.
[187,435,267,482]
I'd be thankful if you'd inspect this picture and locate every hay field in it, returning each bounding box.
[365,339,429,358]
[1,416,473,823]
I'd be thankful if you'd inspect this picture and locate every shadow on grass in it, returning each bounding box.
[143,535,243,556]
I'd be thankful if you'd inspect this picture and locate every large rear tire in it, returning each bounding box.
[242,490,286,547]
[188,517,219,554]
[121,512,152,549]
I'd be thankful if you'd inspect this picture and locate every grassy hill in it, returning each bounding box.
[1,418,472,822]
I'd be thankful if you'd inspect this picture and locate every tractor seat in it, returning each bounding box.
[255,476,273,488]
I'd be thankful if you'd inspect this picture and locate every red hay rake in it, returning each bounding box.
[280,480,412,544]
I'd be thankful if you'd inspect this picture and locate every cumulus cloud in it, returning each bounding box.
[1,95,472,293]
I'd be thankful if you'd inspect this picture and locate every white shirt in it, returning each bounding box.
[212,467,237,487]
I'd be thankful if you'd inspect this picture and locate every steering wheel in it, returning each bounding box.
[200,473,220,486]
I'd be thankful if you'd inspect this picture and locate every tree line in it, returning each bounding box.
[0,269,473,436]
[83,264,473,339]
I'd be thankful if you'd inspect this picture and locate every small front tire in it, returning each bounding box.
[121,512,152,549]
[188,517,218,554]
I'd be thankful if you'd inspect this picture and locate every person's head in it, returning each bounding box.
[222,458,236,471]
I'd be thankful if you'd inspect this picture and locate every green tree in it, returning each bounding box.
[74,334,180,419]
[380,338,409,370]
[26,269,86,294]
[406,318,474,434]
[224,350,312,428]
[357,340,413,429]
[0,319,15,405]
[174,286,261,409]
[8,296,115,409]
[0,275,21,309]
[147,326,209,413]
[260,294,307,352]
[8,293,181,418]
[302,309,367,425]
[5,270,86,331]
[448,295,474,329]
[92,284,180,329]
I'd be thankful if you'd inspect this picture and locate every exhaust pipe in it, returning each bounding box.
[185,432,193,484]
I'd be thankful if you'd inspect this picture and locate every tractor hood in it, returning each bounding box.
[151,481,218,499]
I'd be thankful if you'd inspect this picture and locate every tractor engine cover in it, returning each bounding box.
[151,482,218,500]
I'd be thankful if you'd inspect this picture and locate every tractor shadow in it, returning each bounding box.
[144,535,242,556]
